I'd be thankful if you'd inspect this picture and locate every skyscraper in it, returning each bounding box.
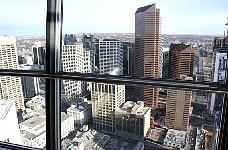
[135,4,161,108]
[165,75,192,131]
[62,43,86,100]
[99,39,123,75]
[209,37,227,114]
[32,44,46,66]
[92,39,125,132]
[92,82,125,132]
[168,43,195,79]
[0,36,25,111]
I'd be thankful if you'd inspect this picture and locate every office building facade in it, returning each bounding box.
[209,37,227,114]
[0,99,23,145]
[99,39,123,75]
[165,75,192,131]
[168,43,195,79]
[62,43,86,100]
[92,82,125,132]
[0,36,25,111]
[32,44,46,66]
[135,4,161,108]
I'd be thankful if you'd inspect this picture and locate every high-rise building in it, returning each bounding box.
[165,75,192,131]
[32,44,46,66]
[92,42,125,132]
[161,47,169,79]
[135,4,161,108]
[0,99,23,145]
[20,65,40,100]
[92,82,125,132]
[209,37,227,114]
[99,39,123,75]
[115,101,151,140]
[0,36,25,111]
[168,43,195,79]
[123,42,135,76]
[62,43,86,100]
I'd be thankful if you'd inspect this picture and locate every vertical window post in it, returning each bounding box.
[46,0,63,150]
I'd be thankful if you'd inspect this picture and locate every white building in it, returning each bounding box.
[67,97,92,127]
[62,43,86,100]
[115,101,151,139]
[99,39,123,74]
[20,113,74,149]
[26,95,45,110]
[92,82,125,132]
[20,116,46,149]
[0,99,22,145]
[163,129,187,149]
[0,36,25,110]
[61,112,74,139]
[210,52,227,114]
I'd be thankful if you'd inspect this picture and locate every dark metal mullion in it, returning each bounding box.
[46,0,62,150]
[0,70,228,93]
[0,141,41,150]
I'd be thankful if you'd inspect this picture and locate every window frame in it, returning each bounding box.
[0,0,227,150]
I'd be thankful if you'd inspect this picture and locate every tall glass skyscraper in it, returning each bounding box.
[135,4,161,108]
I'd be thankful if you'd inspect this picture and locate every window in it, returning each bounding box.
[0,0,228,150]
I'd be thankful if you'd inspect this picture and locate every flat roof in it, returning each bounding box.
[164,129,187,147]
[116,101,150,117]
[20,116,46,130]
[146,128,166,143]
[0,99,13,121]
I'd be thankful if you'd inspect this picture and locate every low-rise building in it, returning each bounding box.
[61,112,74,139]
[163,129,187,149]
[0,99,22,145]
[26,95,45,110]
[115,101,151,139]
[70,125,110,150]
[20,116,46,149]
[145,128,166,144]
[20,113,74,149]
[67,97,92,127]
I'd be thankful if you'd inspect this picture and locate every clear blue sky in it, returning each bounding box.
[0,0,227,36]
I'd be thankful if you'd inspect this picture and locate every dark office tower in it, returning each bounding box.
[32,44,46,66]
[21,77,40,100]
[63,34,77,45]
[123,42,135,76]
[82,34,99,73]
[135,4,161,108]
[168,43,195,79]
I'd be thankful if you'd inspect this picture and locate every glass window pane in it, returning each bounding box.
[0,77,46,149]
[0,1,46,70]
[60,78,223,150]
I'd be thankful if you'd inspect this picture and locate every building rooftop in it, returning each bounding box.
[146,128,166,143]
[67,97,92,112]
[61,112,72,122]
[170,43,192,52]
[26,95,45,109]
[116,101,151,117]
[136,4,154,13]
[72,127,110,150]
[20,116,46,131]
[164,129,187,148]
[0,99,13,121]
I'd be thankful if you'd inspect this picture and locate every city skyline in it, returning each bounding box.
[0,0,227,36]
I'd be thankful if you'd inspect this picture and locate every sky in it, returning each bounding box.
[0,0,227,36]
